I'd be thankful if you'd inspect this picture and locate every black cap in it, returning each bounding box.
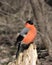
[26,20,33,25]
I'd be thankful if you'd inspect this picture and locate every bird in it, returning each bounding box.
[14,20,37,58]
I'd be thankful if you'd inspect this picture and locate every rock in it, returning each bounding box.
[8,60,16,65]
[16,44,38,65]
[8,44,38,65]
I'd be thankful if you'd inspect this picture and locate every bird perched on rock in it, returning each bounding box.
[14,20,37,58]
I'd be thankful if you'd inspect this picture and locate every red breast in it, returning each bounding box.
[22,23,37,44]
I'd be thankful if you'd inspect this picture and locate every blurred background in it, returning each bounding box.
[0,0,52,65]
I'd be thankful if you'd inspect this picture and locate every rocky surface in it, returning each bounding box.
[0,44,52,65]
[8,44,37,65]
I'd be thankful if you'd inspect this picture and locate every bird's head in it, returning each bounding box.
[25,20,33,25]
